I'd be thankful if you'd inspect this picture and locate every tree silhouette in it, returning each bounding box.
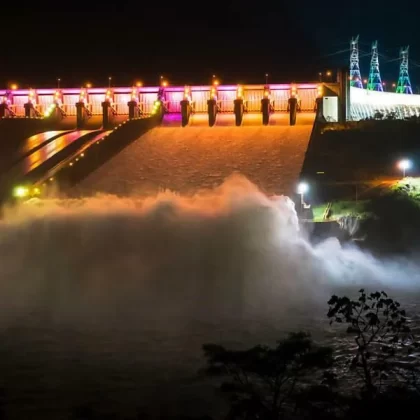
[202,332,333,419]
[328,289,414,399]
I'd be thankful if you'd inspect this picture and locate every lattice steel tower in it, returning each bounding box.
[367,41,383,92]
[396,47,413,94]
[350,35,363,88]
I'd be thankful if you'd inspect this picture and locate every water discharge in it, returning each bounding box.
[1,174,420,418]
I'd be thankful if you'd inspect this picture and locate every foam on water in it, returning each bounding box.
[2,174,420,418]
[0,174,419,332]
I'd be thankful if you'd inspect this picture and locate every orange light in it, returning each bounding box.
[55,91,60,97]
[162,81,168,87]
[213,80,219,86]
[135,81,142,87]
[79,89,86,102]
[86,83,92,88]
[131,88,137,101]
[317,85,323,97]
[10,84,18,90]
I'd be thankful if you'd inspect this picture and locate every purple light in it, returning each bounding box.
[2,83,323,100]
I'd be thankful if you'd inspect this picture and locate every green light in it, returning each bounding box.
[13,186,29,198]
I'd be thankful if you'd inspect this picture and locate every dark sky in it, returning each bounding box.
[2,0,420,88]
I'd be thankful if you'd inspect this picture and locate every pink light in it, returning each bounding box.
[86,88,107,94]
[11,90,30,95]
[62,89,82,94]
[1,83,323,98]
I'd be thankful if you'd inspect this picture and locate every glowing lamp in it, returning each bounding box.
[86,83,92,88]
[213,80,219,86]
[13,186,28,198]
[398,159,412,177]
[317,85,323,97]
[135,81,142,87]
[79,89,87,102]
[10,84,18,90]
[210,87,217,100]
[237,86,243,99]
[297,182,308,195]
[161,81,168,87]
[398,159,411,170]
[131,88,137,101]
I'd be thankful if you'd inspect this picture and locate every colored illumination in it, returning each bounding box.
[86,83,92,88]
[317,85,323,97]
[213,80,219,86]
[136,81,142,87]
[237,86,243,98]
[350,86,420,107]
[10,84,18,90]
[13,186,28,198]
[131,88,137,101]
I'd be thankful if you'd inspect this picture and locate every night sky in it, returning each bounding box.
[2,0,420,89]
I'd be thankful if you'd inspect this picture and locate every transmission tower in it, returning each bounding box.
[350,35,363,88]
[367,41,383,92]
[396,46,413,94]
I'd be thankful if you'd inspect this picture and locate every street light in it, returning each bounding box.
[297,182,309,213]
[398,159,412,178]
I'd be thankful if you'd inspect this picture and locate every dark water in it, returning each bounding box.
[0,176,419,419]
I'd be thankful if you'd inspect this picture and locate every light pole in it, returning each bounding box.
[297,182,309,214]
[108,77,112,88]
[398,159,412,178]
[57,78,61,89]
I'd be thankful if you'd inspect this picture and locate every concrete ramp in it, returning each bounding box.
[73,115,315,197]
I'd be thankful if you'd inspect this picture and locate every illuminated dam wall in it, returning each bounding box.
[350,86,420,120]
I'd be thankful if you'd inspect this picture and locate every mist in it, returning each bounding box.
[0,174,418,332]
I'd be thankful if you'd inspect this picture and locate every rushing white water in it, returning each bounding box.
[0,174,420,419]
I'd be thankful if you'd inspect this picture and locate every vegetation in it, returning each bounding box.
[202,289,420,419]
[313,200,369,222]
[203,332,333,419]
[328,290,415,399]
